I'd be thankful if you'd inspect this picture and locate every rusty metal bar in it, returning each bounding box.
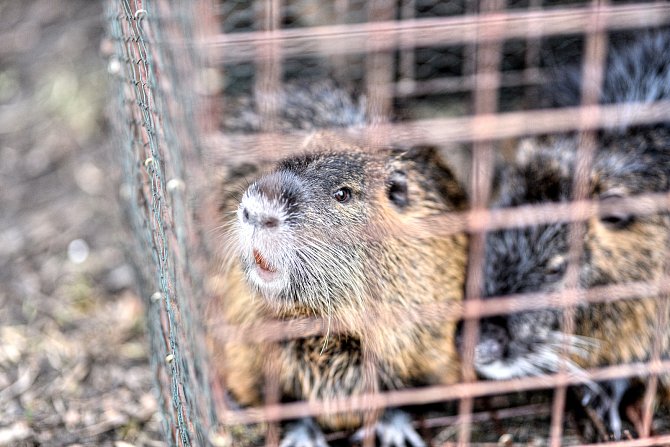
[207,3,670,63]
[208,277,670,346]
[216,359,670,426]
[364,0,396,125]
[207,187,670,249]
[252,2,283,445]
[322,403,553,442]
[459,0,507,444]
[397,0,416,88]
[550,1,609,444]
[441,435,670,447]
[204,100,670,164]
[393,67,546,97]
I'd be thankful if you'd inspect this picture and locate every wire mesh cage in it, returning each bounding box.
[107,0,670,445]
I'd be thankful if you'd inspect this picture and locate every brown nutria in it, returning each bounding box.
[463,32,670,439]
[208,128,468,446]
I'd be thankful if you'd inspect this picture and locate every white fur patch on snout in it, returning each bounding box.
[236,188,294,297]
[238,189,288,230]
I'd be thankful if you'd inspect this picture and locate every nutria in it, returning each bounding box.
[464,32,670,439]
[209,83,468,446]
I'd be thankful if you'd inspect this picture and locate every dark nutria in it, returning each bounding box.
[464,32,670,439]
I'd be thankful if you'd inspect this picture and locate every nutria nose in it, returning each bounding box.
[241,206,280,230]
[261,216,279,228]
[240,170,303,231]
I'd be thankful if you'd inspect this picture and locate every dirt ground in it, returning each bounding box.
[0,1,164,445]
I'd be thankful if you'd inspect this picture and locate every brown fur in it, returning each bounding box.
[577,204,670,397]
[207,131,468,431]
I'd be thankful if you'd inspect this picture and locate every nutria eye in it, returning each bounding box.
[546,254,567,277]
[599,194,635,229]
[332,187,352,203]
[601,213,635,229]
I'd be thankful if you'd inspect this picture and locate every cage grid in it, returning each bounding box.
[107,0,670,445]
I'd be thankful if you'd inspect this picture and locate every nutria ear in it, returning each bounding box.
[388,145,468,211]
[385,145,436,209]
[393,144,440,166]
[387,170,409,208]
[413,145,468,210]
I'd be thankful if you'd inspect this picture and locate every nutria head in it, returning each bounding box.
[464,129,670,380]
[232,137,467,318]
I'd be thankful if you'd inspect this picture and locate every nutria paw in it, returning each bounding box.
[280,418,329,447]
[582,379,630,440]
[351,410,426,447]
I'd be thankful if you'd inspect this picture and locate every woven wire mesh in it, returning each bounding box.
[107,0,218,444]
[108,0,670,445]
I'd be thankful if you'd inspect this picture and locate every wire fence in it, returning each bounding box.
[107,1,217,444]
[107,0,670,445]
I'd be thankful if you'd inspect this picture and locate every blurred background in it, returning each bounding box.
[0,1,162,445]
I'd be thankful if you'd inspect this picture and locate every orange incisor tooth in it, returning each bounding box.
[253,249,276,272]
